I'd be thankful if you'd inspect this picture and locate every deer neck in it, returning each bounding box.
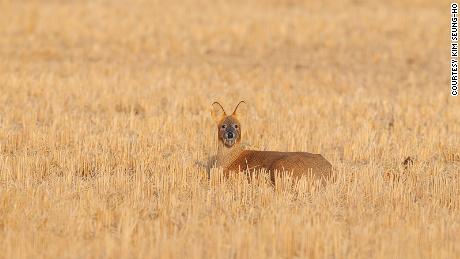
[216,142,245,169]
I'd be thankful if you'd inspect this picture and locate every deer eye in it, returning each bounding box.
[221,125,226,129]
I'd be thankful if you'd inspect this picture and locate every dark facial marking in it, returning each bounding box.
[218,116,242,147]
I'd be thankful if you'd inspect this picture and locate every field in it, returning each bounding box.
[0,0,458,258]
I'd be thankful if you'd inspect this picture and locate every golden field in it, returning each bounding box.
[0,0,458,258]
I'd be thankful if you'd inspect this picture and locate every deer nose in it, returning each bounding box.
[227,132,234,139]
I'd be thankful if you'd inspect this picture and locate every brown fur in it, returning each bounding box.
[211,101,332,184]
[227,150,332,183]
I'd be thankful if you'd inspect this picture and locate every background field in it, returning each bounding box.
[0,0,458,258]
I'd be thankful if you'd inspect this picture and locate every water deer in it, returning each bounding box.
[211,101,332,184]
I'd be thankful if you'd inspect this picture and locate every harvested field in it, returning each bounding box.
[0,0,458,258]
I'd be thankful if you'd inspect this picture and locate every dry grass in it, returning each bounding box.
[0,0,458,258]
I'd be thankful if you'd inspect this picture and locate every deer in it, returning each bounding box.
[211,101,333,184]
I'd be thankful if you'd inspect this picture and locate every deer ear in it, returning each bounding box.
[211,102,227,123]
[232,101,246,116]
